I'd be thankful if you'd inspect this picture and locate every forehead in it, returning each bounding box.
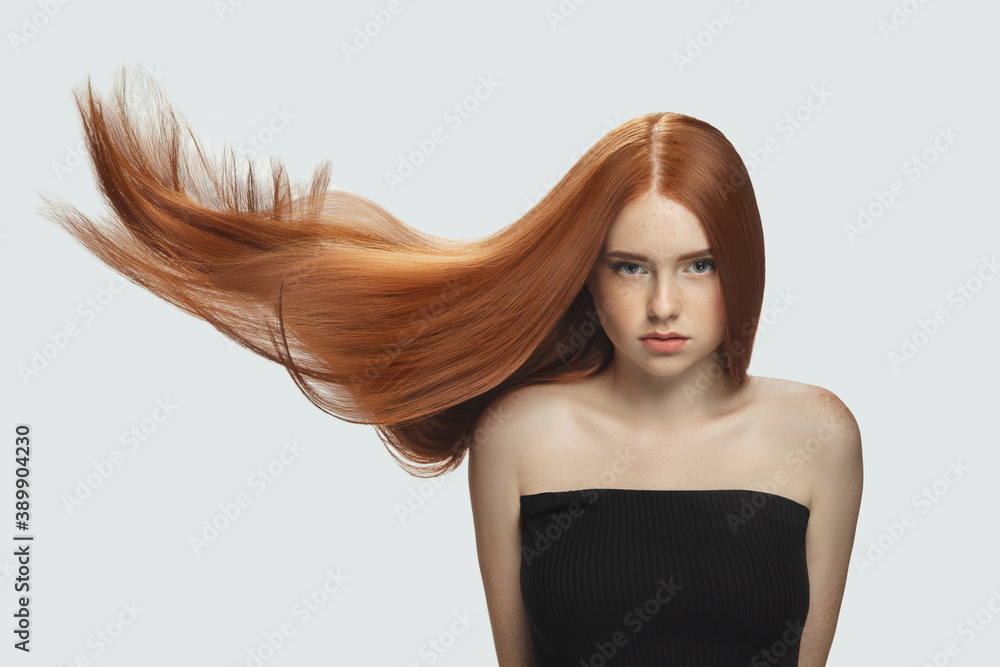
[603,192,708,252]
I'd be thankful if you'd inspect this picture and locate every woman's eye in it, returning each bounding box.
[611,260,715,276]
[613,262,643,276]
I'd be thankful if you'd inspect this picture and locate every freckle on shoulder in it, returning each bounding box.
[783,380,861,453]
[750,375,835,407]
[747,376,857,433]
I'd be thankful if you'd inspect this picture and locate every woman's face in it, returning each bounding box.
[585,190,727,378]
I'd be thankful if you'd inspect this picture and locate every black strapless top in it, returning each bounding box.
[519,488,810,666]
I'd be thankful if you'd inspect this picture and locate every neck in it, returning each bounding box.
[599,350,745,428]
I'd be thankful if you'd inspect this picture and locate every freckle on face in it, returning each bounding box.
[588,191,727,373]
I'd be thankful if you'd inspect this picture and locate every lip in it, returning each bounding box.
[641,336,688,353]
[640,332,688,340]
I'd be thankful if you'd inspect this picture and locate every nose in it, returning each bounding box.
[648,275,681,321]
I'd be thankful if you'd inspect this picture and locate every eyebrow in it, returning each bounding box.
[605,249,714,262]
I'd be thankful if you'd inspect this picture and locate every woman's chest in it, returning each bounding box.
[516,400,814,510]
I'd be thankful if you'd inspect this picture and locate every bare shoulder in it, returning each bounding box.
[469,383,576,494]
[754,376,860,444]
[751,376,863,504]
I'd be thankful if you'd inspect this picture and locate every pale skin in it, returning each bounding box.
[468,189,864,666]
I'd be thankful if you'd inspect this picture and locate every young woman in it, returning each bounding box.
[41,67,862,665]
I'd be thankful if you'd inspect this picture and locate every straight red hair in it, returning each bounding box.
[39,67,765,477]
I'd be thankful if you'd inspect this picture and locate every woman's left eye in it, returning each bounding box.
[690,260,716,274]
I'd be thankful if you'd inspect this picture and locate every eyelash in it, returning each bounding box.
[611,260,716,276]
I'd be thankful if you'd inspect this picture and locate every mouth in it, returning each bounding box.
[640,334,689,353]
[640,333,688,340]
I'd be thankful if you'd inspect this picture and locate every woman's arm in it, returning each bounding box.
[468,391,535,666]
[796,387,864,665]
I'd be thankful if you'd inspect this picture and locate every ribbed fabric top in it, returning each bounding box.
[519,488,810,666]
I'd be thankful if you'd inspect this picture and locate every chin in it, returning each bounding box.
[636,346,715,370]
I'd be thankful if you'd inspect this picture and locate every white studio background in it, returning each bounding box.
[2,1,999,665]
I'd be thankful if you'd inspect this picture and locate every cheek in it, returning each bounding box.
[704,287,727,331]
[589,281,624,328]
[596,285,642,335]
[589,278,614,309]
[711,284,726,316]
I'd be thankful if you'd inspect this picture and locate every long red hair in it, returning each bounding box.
[38,66,765,477]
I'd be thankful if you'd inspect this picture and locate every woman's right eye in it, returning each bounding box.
[611,261,644,276]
